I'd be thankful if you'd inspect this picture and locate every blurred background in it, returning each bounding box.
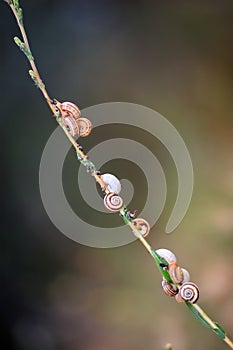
[0,0,233,349]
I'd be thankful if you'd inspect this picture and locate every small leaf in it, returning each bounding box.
[151,249,173,283]
[186,302,211,329]
[213,322,226,339]
[14,36,34,61]
[12,0,19,9]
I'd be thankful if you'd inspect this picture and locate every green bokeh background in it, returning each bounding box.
[1,1,232,349]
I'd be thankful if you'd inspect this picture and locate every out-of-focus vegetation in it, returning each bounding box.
[0,1,232,349]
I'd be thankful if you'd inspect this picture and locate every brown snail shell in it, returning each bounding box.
[61,101,81,119]
[155,249,177,264]
[63,116,79,137]
[77,118,92,137]
[169,262,184,284]
[133,218,150,237]
[162,280,178,297]
[103,193,123,212]
[176,282,199,304]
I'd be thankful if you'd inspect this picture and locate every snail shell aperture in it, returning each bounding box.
[181,268,190,283]
[175,282,199,304]
[133,218,150,237]
[103,192,123,212]
[101,173,121,194]
[63,116,79,137]
[155,249,177,264]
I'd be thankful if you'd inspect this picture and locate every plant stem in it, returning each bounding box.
[5,2,233,349]
[9,2,55,114]
[191,304,233,349]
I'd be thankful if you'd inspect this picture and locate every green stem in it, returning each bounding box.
[4,1,233,349]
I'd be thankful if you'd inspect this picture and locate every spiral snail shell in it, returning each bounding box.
[61,101,81,119]
[161,280,178,297]
[77,117,93,137]
[103,192,123,212]
[101,173,121,194]
[175,282,199,304]
[133,218,150,237]
[168,262,184,284]
[155,249,177,264]
[63,116,79,137]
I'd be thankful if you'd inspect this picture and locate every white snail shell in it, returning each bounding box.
[77,117,93,137]
[176,282,199,304]
[101,173,121,194]
[104,192,123,212]
[133,218,150,237]
[181,268,190,283]
[162,280,178,297]
[155,249,177,264]
[61,101,81,119]
[63,116,79,137]
[169,262,184,284]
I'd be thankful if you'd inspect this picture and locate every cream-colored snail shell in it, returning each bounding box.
[77,117,93,137]
[162,280,178,297]
[63,116,79,137]
[181,268,190,283]
[101,173,121,194]
[61,101,81,119]
[169,262,184,284]
[133,218,150,237]
[155,249,177,264]
[176,282,199,304]
[103,193,123,212]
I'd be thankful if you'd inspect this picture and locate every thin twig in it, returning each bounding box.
[4,1,233,349]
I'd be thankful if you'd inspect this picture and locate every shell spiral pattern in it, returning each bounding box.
[162,280,178,297]
[177,282,199,304]
[103,193,123,212]
[61,102,81,119]
[77,118,93,137]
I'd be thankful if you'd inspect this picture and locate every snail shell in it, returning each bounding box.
[104,192,123,212]
[175,282,199,304]
[155,249,177,264]
[101,173,121,194]
[181,268,190,283]
[162,280,178,297]
[63,116,79,137]
[77,117,93,137]
[61,101,81,119]
[169,262,184,284]
[133,218,150,237]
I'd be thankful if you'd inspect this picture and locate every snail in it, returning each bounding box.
[168,262,184,284]
[162,279,178,297]
[63,116,79,137]
[180,268,190,283]
[77,117,93,137]
[133,218,150,237]
[101,173,121,194]
[103,192,123,212]
[155,249,177,265]
[175,282,199,304]
[60,101,81,119]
